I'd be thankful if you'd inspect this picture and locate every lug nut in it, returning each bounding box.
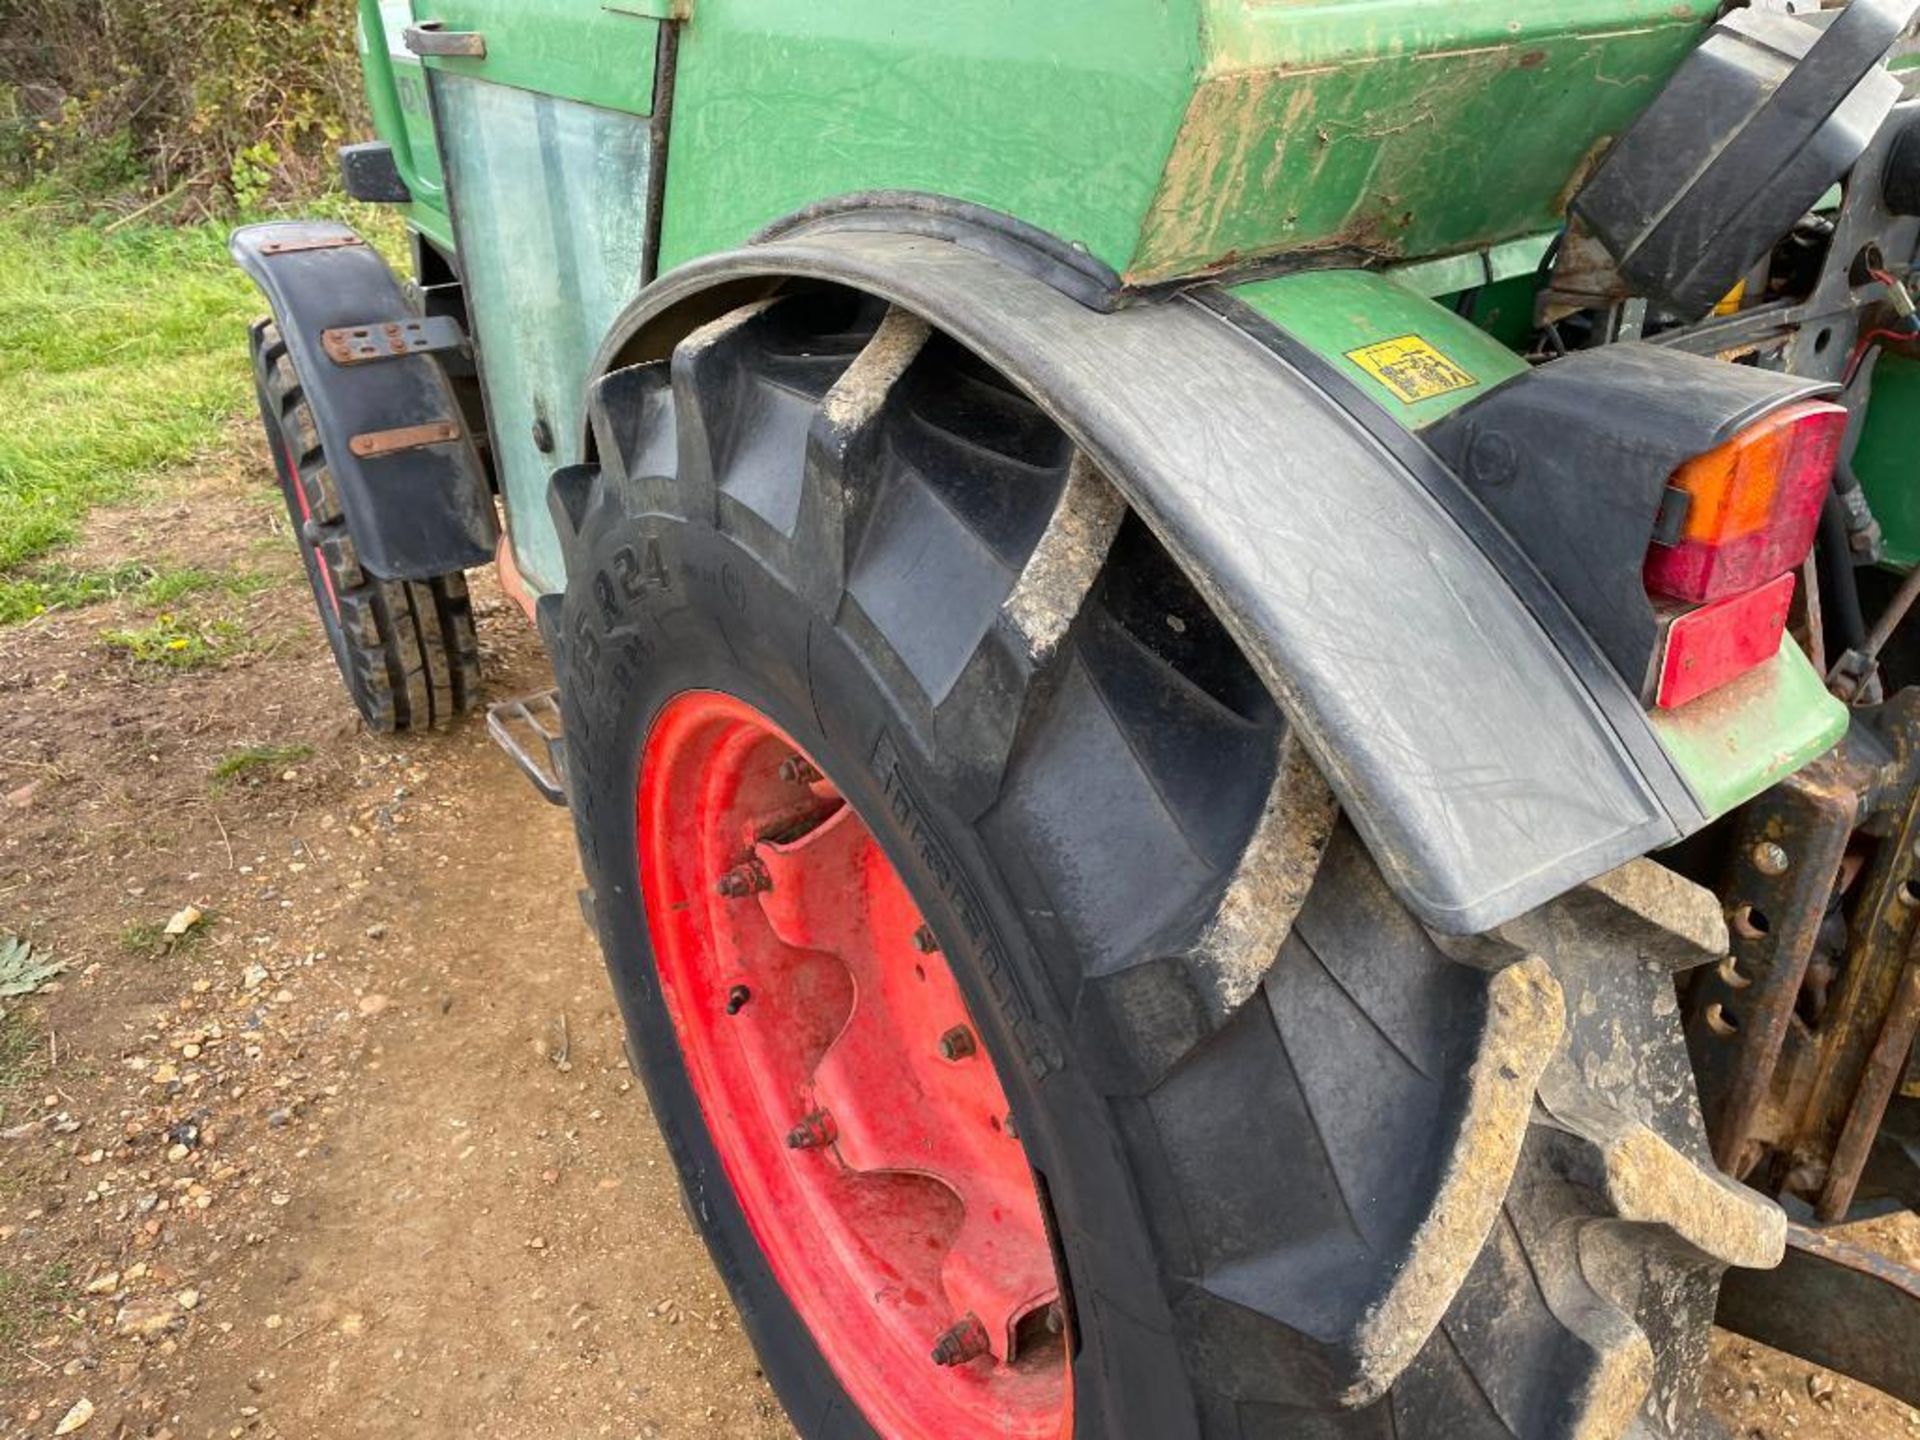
[937,1025,977,1062]
[778,755,822,786]
[786,1109,837,1151]
[1752,842,1791,876]
[911,925,939,954]
[715,859,771,898]
[930,1314,991,1367]
[725,985,751,1015]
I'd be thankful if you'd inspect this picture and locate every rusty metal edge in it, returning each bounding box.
[1718,1221,1920,1407]
[260,233,367,257]
[347,420,461,459]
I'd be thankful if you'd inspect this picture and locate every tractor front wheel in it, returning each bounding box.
[250,320,480,733]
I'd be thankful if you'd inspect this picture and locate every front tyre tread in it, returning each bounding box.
[249,319,481,734]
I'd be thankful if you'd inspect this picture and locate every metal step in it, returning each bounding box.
[487,690,568,805]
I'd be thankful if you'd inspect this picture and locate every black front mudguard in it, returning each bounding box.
[230,220,496,580]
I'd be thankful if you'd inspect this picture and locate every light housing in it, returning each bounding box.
[1654,571,1796,710]
[1644,401,1848,604]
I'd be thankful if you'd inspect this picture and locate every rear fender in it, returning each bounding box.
[586,230,1709,935]
[230,220,496,580]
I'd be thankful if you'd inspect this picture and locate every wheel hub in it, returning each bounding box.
[637,692,1071,1438]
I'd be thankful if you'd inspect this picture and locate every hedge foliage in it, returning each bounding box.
[0,0,362,204]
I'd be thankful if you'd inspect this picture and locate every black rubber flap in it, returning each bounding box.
[1573,0,1917,319]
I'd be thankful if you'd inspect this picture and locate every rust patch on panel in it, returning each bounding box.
[1132,48,1508,283]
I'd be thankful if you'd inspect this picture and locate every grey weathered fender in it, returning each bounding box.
[230,220,496,580]
[586,230,1704,935]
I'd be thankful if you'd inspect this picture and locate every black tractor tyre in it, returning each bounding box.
[249,320,480,733]
[552,289,1784,1439]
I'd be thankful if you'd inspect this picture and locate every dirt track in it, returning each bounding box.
[0,431,1916,1438]
[0,435,790,1438]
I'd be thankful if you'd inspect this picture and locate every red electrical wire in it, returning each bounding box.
[1844,327,1920,388]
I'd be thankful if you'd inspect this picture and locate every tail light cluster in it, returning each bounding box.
[1643,401,1849,708]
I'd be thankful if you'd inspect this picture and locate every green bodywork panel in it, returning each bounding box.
[1651,642,1850,821]
[433,74,655,591]
[356,0,658,249]
[1854,352,1920,569]
[1229,269,1529,428]
[347,0,1840,852]
[1445,272,1543,352]
[656,1,1201,278]
[657,0,1711,281]
[357,1,661,591]
[411,0,659,114]
[357,0,453,251]
[1137,1,1712,281]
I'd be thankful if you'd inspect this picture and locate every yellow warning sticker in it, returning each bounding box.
[1344,335,1479,406]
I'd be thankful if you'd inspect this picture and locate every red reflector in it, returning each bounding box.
[1654,571,1796,709]
[1644,401,1847,604]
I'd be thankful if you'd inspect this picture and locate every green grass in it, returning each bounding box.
[118,921,169,956]
[0,1257,75,1345]
[0,1011,43,1136]
[212,741,313,784]
[0,186,263,575]
[101,612,253,669]
[145,564,271,606]
[0,1011,38,1092]
[120,912,213,956]
[0,560,269,625]
[0,184,405,622]
[0,561,149,623]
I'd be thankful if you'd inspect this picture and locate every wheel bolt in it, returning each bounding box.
[778,755,821,786]
[715,860,771,898]
[725,985,751,1015]
[1752,842,1791,876]
[911,925,939,954]
[929,1314,990,1367]
[786,1109,837,1150]
[937,1026,976,1062]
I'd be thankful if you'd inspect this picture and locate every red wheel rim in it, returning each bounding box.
[639,692,1072,1439]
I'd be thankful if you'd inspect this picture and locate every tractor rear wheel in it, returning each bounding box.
[250,320,480,733]
[553,287,1784,1439]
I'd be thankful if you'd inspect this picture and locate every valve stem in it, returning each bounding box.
[716,859,772,898]
[786,1109,837,1151]
[930,1314,991,1367]
[779,755,822,786]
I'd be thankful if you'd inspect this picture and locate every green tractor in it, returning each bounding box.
[233,1,1920,1434]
